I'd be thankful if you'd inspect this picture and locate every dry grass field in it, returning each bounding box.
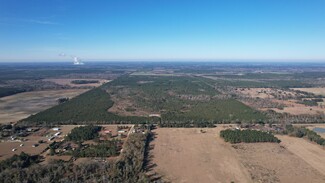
[0,89,87,123]
[43,78,110,87]
[293,88,325,96]
[234,142,325,183]
[150,127,325,183]
[277,135,325,176]
[237,87,325,115]
[150,127,251,183]
[270,99,325,115]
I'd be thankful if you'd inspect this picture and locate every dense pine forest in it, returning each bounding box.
[21,75,267,126]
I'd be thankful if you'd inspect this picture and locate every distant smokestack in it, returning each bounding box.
[73,57,84,65]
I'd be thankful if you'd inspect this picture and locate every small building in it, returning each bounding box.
[52,127,60,131]
[118,130,128,133]
[54,132,61,136]
[26,127,39,132]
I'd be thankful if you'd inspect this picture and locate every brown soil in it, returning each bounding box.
[277,135,325,176]
[233,143,325,183]
[0,89,87,123]
[150,127,325,183]
[150,127,251,183]
[43,78,110,87]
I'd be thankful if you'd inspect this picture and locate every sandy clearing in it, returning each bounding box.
[150,128,251,183]
[278,135,325,176]
[0,89,87,123]
[43,78,110,87]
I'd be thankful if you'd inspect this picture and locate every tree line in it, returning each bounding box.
[286,125,325,146]
[220,129,281,144]
[71,140,120,158]
[66,125,101,142]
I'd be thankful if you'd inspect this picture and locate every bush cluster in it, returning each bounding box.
[220,129,281,144]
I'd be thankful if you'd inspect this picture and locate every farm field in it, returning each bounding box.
[0,89,88,123]
[277,135,325,176]
[235,87,325,116]
[150,127,251,183]
[43,78,110,87]
[234,142,325,183]
[150,127,325,183]
[268,99,325,115]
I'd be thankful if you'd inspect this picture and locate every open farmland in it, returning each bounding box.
[43,78,110,87]
[277,135,325,176]
[0,89,87,123]
[150,127,325,183]
[233,143,325,183]
[150,127,251,183]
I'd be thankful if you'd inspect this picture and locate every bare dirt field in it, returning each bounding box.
[43,78,110,87]
[233,142,325,183]
[151,127,325,183]
[293,88,325,96]
[0,89,87,123]
[278,135,325,175]
[150,127,251,183]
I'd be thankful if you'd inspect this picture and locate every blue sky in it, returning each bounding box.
[0,0,324,61]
